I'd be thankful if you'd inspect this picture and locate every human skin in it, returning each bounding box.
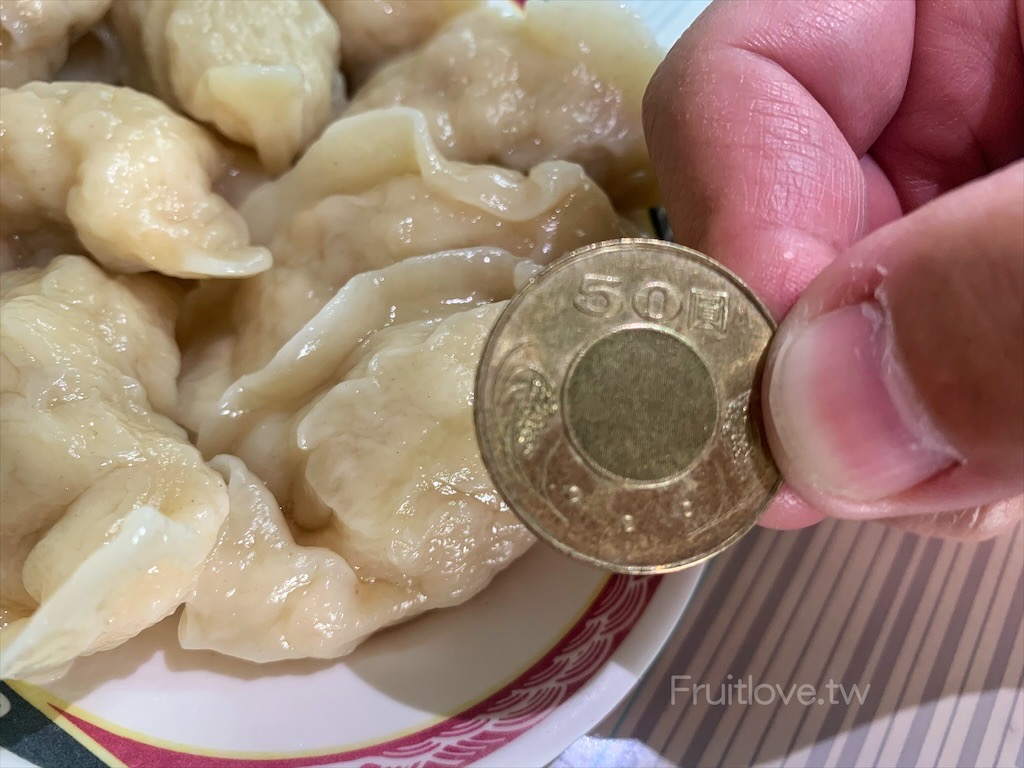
[643,0,1024,538]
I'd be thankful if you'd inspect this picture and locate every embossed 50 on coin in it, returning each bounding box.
[474,239,780,573]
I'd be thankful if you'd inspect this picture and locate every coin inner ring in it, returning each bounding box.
[562,326,718,483]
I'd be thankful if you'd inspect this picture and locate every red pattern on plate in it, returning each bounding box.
[52,574,661,767]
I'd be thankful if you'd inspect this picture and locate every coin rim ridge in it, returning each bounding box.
[474,237,783,574]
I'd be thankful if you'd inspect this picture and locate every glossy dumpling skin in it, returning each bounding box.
[180,300,531,662]
[181,455,375,662]
[347,1,663,210]
[195,248,528,500]
[176,107,624,430]
[0,82,271,278]
[321,0,480,90]
[0,256,229,681]
[112,0,342,173]
[180,253,532,663]
[296,302,531,600]
[0,0,111,87]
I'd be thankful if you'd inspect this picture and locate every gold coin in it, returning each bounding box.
[474,238,780,573]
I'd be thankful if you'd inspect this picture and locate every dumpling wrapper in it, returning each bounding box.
[0,256,229,681]
[181,303,531,661]
[295,303,529,596]
[194,248,530,502]
[0,82,271,278]
[179,253,532,663]
[347,1,664,210]
[321,0,481,90]
[112,0,342,173]
[177,107,625,431]
[0,0,111,87]
[180,455,377,662]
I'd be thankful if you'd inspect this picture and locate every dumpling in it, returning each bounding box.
[321,0,480,90]
[179,255,532,662]
[180,455,374,662]
[183,305,530,661]
[295,303,531,600]
[184,254,528,664]
[347,1,663,210]
[0,82,271,278]
[0,0,111,87]
[0,256,230,681]
[176,107,624,430]
[112,0,342,173]
[195,248,528,494]
[238,107,623,261]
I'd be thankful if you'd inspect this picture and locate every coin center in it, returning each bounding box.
[563,327,717,482]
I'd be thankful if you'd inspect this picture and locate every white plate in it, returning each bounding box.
[0,547,702,767]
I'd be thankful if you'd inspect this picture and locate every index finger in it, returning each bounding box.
[643,0,914,317]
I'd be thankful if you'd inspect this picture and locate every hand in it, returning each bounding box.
[643,0,1023,538]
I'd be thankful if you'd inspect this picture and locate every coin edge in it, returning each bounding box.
[473,238,783,574]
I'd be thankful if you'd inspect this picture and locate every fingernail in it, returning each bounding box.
[766,301,957,504]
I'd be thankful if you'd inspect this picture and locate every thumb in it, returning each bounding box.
[763,162,1024,523]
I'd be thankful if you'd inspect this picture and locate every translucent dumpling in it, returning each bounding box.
[179,251,532,662]
[0,0,111,87]
[180,302,531,661]
[321,0,481,90]
[180,454,377,662]
[177,107,624,431]
[347,1,663,210]
[195,248,528,496]
[0,82,271,278]
[112,0,342,173]
[0,256,230,681]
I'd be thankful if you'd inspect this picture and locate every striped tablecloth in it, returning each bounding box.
[558,520,1023,768]
[555,2,1024,766]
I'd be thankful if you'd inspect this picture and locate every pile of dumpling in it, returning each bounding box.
[0,0,662,681]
